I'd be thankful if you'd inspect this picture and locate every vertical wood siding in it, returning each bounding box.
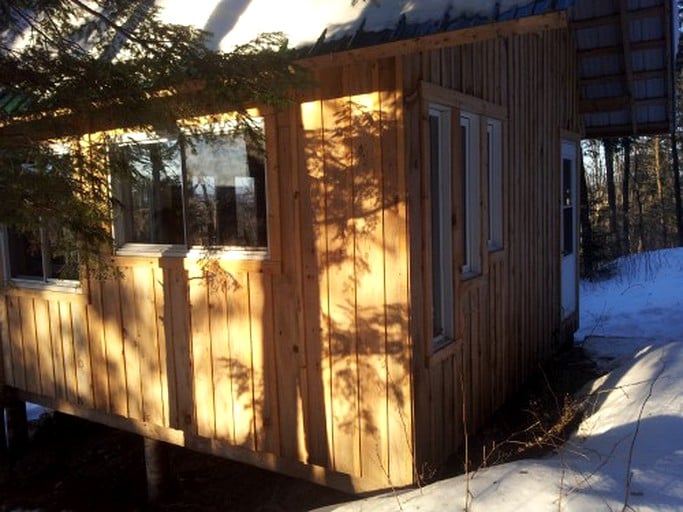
[407,29,580,470]
[0,56,413,493]
[0,27,578,493]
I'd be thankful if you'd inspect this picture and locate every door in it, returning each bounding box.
[561,140,578,319]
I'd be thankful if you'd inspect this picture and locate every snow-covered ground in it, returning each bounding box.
[322,248,683,511]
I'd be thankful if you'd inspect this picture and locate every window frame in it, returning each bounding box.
[460,110,482,277]
[0,145,82,293]
[0,225,82,293]
[420,82,507,353]
[487,118,504,251]
[428,104,455,348]
[108,112,280,267]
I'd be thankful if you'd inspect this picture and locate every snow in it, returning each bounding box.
[156,0,535,51]
[320,248,683,511]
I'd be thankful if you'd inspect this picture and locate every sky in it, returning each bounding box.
[317,247,683,511]
[156,0,536,50]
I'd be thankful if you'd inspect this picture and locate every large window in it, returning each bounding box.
[460,111,481,276]
[429,105,454,344]
[111,121,268,253]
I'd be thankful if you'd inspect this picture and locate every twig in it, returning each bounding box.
[621,362,665,511]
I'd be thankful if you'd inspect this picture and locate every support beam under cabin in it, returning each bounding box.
[144,437,173,504]
[3,397,28,461]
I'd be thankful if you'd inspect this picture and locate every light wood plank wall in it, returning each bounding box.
[405,29,580,471]
[0,57,414,493]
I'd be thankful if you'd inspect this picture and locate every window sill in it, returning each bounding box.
[5,278,82,295]
[115,244,270,260]
[113,244,280,274]
[460,269,482,281]
[487,242,504,253]
[433,334,454,352]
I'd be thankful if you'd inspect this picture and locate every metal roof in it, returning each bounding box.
[2,0,677,139]
[298,0,676,138]
[301,0,575,57]
[570,0,677,137]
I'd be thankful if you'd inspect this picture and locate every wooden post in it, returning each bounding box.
[4,398,27,461]
[144,437,172,504]
[0,400,6,457]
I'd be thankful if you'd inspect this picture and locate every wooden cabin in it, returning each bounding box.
[0,0,677,494]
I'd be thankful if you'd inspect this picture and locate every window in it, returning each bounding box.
[460,111,481,275]
[1,150,80,288]
[562,155,575,257]
[111,120,268,253]
[487,119,503,250]
[4,225,80,283]
[429,105,454,344]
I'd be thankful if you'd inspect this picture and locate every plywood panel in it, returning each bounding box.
[380,56,414,486]
[323,93,360,477]
[152,265,170,427]
[248,272,278,454]
[226,271,255,449]
[0,297,14,386]
[87,280,109,411]
[72,301,93,408]
[58,301,78,403]
[101,278,127,415]
[301,95,333,468]
[19,297,40,395]
[119,267,142,420]
[49,300,66,401]
[187,264,215,439]
[209,271,234,444]
[34,299,55,397]
[351,87,388,481]
[165,262,194,432]
[134,265,164,426]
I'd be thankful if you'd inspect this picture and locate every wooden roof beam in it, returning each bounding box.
[618,0,637,134]
[579,69,666,87]
[585,121,671,138]
[580,95,668,113]
[577,38,665,59]
[663,0,674,131]
[571,5,663,30]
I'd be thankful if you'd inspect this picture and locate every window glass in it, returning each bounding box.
[7,225,80,281]
[184,133,267,249]
[111,140,184,245]
[111,123,268,252]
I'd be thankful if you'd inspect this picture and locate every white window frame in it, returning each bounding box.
[487,119,503,251]
[0,144,82,293]
[109,118,272,261]
[429,104,455,346]
[0,225,82,293]
[460,111,481,276]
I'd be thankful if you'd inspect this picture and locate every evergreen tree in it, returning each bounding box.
[0,0,303,267]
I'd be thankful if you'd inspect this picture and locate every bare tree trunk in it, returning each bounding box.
[622,137,631,254]
[604,138,620,257]
[634,147,645,251]
[654,137,668,247]
[579,154,595,277]
[672,128,683,247]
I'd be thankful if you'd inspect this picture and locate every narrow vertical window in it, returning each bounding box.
[429,105,454,345]
[460,112,481,275]
[487,119,503,250]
